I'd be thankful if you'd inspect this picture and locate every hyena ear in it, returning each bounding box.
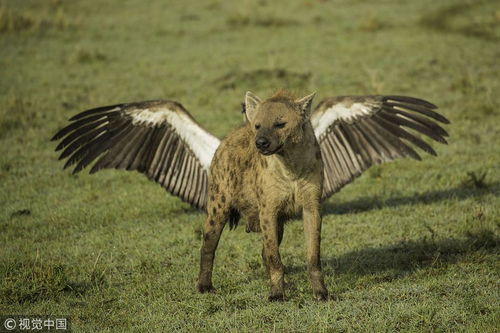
[245,91,262,122]
[295,92,316,118]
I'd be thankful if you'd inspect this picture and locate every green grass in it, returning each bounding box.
[1,0,499,331]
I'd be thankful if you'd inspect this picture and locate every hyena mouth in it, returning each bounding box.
[259,144,283,156]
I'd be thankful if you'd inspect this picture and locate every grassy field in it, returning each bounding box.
[1,0,499,331]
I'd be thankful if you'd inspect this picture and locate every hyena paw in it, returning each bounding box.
[268,294,285,302]
[197,283,216,293]
[314,290,329,301]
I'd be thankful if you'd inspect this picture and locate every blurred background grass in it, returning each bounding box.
[0,0,499,331]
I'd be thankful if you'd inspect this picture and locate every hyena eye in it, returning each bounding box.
[273,122,286,129]
[255,124,261,130]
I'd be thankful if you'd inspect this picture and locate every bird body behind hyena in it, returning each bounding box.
[198,89,328,301]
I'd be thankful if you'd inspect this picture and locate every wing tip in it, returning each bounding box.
[439,116,451,125]
[51,130,65,142]
[385,95,438,109]
[68,103,123,121]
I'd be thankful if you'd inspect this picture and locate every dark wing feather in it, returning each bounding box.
[52,100,220,211]
[311,95,449,200]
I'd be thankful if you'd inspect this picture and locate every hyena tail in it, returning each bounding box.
[229,208,241,230]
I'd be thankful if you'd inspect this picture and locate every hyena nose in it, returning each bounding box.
[255,137,270,150]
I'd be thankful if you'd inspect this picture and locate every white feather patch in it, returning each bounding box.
[312,101,379,139]
[129,108,220,170]
[130,108,168,126]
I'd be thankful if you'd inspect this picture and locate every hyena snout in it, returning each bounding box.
[255,136,270,150]
[255,129,282,155]
[255,135,282,155]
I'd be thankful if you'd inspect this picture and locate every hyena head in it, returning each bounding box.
[244,90,316,155]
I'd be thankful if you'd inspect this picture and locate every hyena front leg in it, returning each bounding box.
[197,203,227,293]
[303,203,328,301]
[261,220,284,276]
[260,211,285,301]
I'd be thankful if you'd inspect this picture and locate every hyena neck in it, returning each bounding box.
[269,123,318,179]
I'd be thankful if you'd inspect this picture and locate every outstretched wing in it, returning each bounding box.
[51,100,220,211]
[311,95,449,200]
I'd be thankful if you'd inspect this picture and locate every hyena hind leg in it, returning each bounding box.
[197,203,229,293]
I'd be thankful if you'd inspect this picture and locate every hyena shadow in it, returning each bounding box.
[284,183,499,294]
[321,182,499,215]
[285,230,498,296]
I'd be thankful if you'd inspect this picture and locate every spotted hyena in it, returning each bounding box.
[197,89,328,301]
